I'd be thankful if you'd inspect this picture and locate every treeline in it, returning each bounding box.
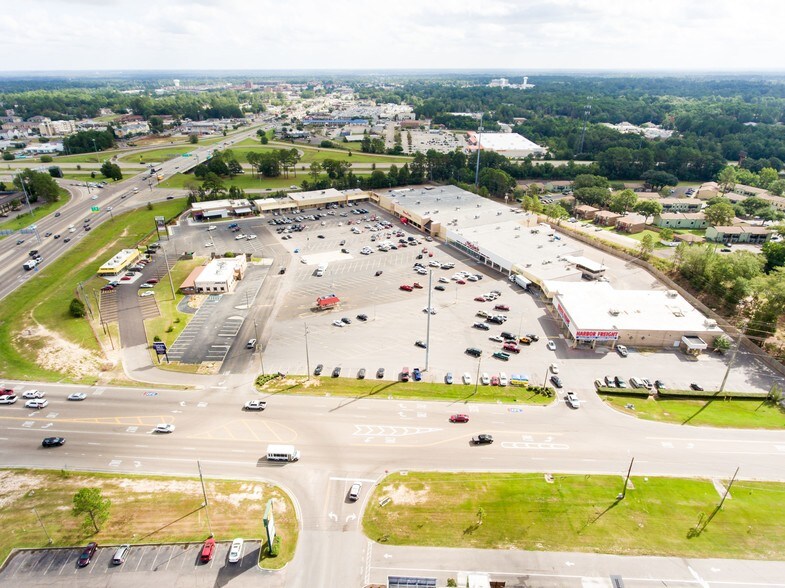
[63,130,115,154]
[0,88,261,121]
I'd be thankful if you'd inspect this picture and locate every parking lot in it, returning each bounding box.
[0,540,268,587]
[256,201,780,395]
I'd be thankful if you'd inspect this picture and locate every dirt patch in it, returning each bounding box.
[17,324,104,379]
[380,483,430,506]
[0,471,44,509]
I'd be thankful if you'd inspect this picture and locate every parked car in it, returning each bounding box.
[465,347,482,357]
[655,380,667,390]
[415,340,427,349]
[547,340,556,351]
[490,375,500,386]
[471,434,494,445]
[435,285,445,291]
[228,538,244,563]
[332,320,344,328]
[348,482,363,501]
[401,367,410,382]
[472,322,490,331]
[412,367,422,381]
[493,351,510,361]
[449,414,469,423]
[549,363,559,374]
[399,284,413,292]
[314,364,323,376]
[376,368,385,379]
[332,366,341,378]
[462,372,472,385]
[493,304,510,311]
[690,383,704,391]
[550,375,563,388]
[77,542,98,567]
[615,376,628,388]
[480,372,490,385]
[616,345,629,357]
[565,391,580,409]
[445,372,454,384]
[200,538,216,563]
[357,314,368,321]
[155,424,175,433]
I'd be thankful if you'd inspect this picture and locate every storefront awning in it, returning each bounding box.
[203,209,227,217]
[681,335,707,350]
[233,207,252,214]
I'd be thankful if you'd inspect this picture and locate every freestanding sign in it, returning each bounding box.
[263,499,276,550]
[152,341,169,363]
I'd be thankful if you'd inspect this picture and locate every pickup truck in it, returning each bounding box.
[243,400,267,411]
[471,434,494,445]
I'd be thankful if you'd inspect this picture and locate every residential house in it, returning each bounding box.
[615,213,648,234]
[659,198,703,213]
[731,184,769,198]
[594,210,622,226]
[705,225,772,244]
[759,193,785,212]
[696,181,720,200]
[653,212,708,230]
[574,204,599,220]
[115,121,150,138]
[674,233,705,244]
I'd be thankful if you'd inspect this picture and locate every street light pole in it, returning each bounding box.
[197,460,213,538]
[304,322,311,377]
[254,319,265,376]
[473,355,482,397]
[32,507,52,544]
[425,270,433,371]
[474,114,484,189]
[161,243,176,301]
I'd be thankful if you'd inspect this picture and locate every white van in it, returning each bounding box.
[266,444,300,462]
[315,263,327,277]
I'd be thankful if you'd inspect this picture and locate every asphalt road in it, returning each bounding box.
[1,379,785,586]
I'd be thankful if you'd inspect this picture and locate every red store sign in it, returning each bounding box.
[575,330,619,340]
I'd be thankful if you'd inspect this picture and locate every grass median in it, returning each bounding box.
[0,188,70,237]
[0,199,186,383]
[0,468,298,569]
[363,471,785,559]
[257,375,554,405]
[601,394,785,429]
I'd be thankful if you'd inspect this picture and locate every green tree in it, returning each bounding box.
[713,334,732,354]
[762,241,785,272]
[188,134,199,144]
[717,166,737,195]
[769,179,785,196]
[574,186,611,208]
[72,487,111,532]
[100,161,123,181]
[660,228,675,242]
[639,233,655,258]
[40,155,53,163]
[148,116,164,134]
[641,170,679,191]
[749,268,785,339]
[13,169,60,203]
[2,151,15,161]
[704,201,736,226]
[69,298,86,318]
[260,135,269,145]
[634,199,663,222]
[202,172,226,197]
[309,161,322,179]
[479,168,515,198]
[757,167,779,189]
[609,189,638,213]
[543,203,569,219]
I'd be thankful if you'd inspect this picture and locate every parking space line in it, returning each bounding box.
[57,549,73,575]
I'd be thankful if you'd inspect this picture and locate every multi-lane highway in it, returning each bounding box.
[0,124,265,302]
[1,379,785,585]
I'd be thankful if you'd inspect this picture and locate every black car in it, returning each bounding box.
[376,367,385,378]
[550,375,563,388]
[525,334,540,342]
[375,270,383,276]
[465,347,482,357]
[654,380,667,390]
[472,322,490,331]
[434,285,445,291]
[500,331,516,340]
[42,437,65,448]
[341,317,351,324]
[357,368,366,379]
[356,314,368,321]
[317,235,325,239]
[690,383,704,391]
[77,542,98,567]
[415,340,427,349]
[314,364,323,376]
[471,434,494,445]
[332,366,341,378]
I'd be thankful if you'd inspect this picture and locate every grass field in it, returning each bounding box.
[0,188,70,236]
[118,146,195,164]
[0,199,187,383]
[143,257,206,347]
[53,149,127,164]
[257,375,554,405]
[231,139,412,164]
[363,471,785,559]
[601,394,785,428]
[0,469,298,569]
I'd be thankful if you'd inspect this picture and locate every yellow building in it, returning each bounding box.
[98,249,141,276]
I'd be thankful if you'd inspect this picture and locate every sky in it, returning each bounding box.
[2,0,785,72]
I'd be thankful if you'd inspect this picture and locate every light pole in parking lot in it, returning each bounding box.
[425,270,433,370]
[473,355,482,397]
[160,243,176,301]
[32,507,52,544]
[304,322,311,378]
[254,319,265,375]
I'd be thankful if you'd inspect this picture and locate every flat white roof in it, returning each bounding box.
[288,188,344,203]
[549,281,721,333]
[467,132,545,153]
[191,199,251,212]
[99,249,138,270]
[195,258,239,284]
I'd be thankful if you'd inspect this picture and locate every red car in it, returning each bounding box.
[200,538,216,563]
[490,375,500,386]
[77,542,98,567]
[474,296,486,302]
[147,278,159,284]
[401,367,410,382]
[494,304,510,311]
[399,284,413,292]
[449,414,469,423]
[456,279,466,285]
[412,282,423,289]
[503,343,520,354]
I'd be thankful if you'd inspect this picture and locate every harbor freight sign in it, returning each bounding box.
[575,329,619,341]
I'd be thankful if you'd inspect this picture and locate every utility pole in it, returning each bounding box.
[254,319,265,376]
[304,323,311,377]
[473,356,482,396]
[719,324,746,394]
[197,460,213,537]
[474,114,484,189]
[425,269,433,371]
[578,102,591,155]
[618,457,635,501]
[32,507,52,544]
[161,243,176,301]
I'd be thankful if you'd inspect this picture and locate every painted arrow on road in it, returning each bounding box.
[353,425,442,437]
[328,512,338,522]
[346,514,356,522]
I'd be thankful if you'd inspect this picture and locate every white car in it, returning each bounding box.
[154,424,175,433]
[499,372,508,387]
[246,234,257,240]
[204,242,214,247]
[550,363,559,374]
[139,283,154,289]
[234,234,246,240]
[22,390,45,399]
[438,277,449,283]
[228,538,244,563]
[415,268,427,275]
[332,320,344,328]
[547,340,556,351]
[480,372,490,386]
[67,392,87,401]
[139,291,155,297]
[25,399,48,409]
[489,335,503,343]
[91,195,98,200]
[429,261,441,267]
[422,307,437,315]
[348,482,362,501]
[467,275,479,282]
[207,225,217,231]
[462,372,472,385]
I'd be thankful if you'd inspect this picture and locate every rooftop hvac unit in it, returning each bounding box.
[704,319,718,328]
[666,290,678,298]
[608,308,620,316]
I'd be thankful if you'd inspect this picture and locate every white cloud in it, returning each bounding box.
[1,0,784,71]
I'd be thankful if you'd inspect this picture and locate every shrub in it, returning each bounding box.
[153,335,162,342]
[165,325,174,333]
[69,298,86,318]
[40,155,53,163]
[269,535,281,557]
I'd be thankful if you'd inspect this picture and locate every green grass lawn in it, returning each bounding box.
[118,145,195,164]
[0,199,187,383]
[231,140,412,164]
[143,257,206,347]
[363,471,785,559]
[0,469,298,569]
[0,188,70,236]
[52,149,127,164]
[601,394,785,428]
[257,375,554,405]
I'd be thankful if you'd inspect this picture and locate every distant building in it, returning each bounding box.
[659,198,703,213]
[191,199,254,220]
[115,121,150,138]
[706,225,772,244]
[654,212,708,230]
[593,210,622,226]
[37,119,76,137]
[194,256,247,294]
[615,213,648,234]
[574,205,599,220]
[23,142,64,154]
[465,132,546,158]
